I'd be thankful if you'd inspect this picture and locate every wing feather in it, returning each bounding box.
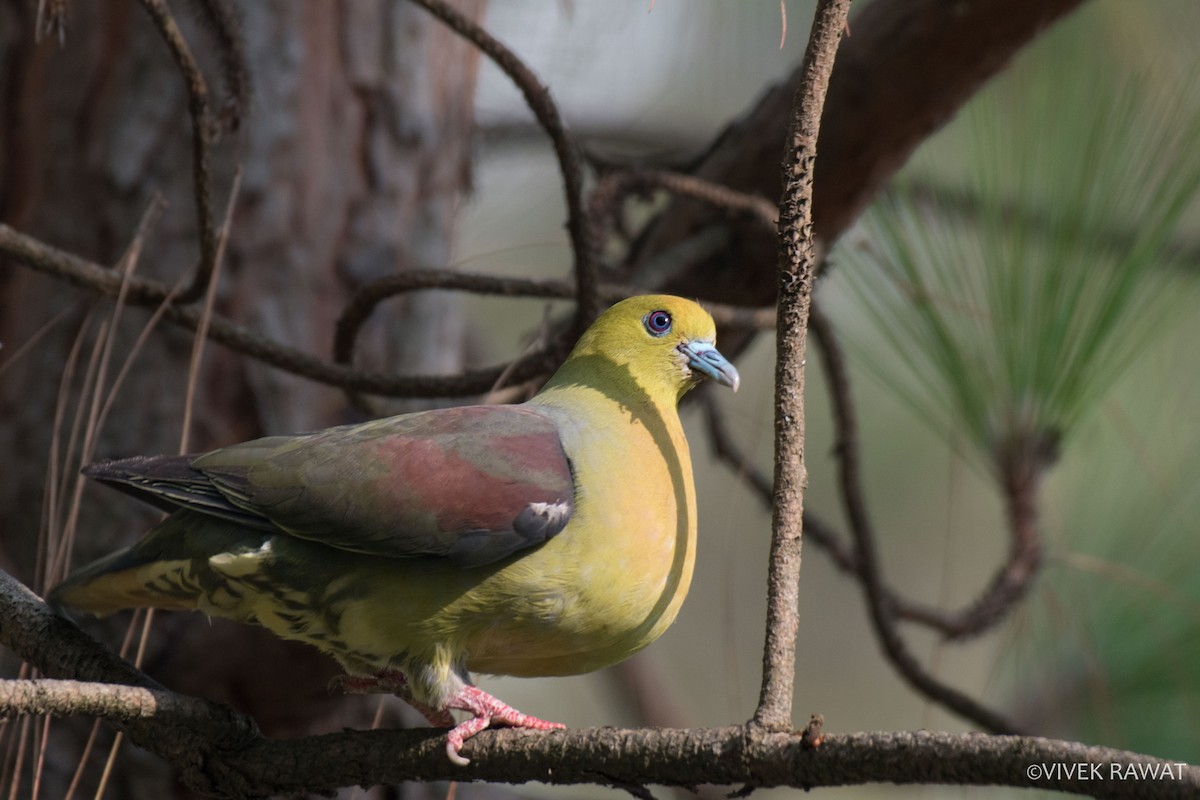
[86,405,575,566]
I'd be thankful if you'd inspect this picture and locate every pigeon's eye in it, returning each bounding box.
[644,310,672,337]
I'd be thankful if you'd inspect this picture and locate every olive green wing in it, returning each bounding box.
[85,405,575,567]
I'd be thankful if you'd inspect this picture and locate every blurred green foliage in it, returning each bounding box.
[826,2,1200,765]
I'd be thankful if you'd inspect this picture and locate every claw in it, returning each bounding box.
[443,685,564,765]
[332,673,561,762]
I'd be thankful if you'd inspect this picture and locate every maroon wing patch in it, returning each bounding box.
[195,404,575,566]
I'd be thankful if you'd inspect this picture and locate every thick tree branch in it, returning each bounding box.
[0,569,260,788]
[142,726,1200,800]
[811,0,1089,244]
[754,0,850,731]
[0,679,242,730]
[2,567,1195,799]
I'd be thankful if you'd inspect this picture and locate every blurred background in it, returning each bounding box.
[1,1,1198,798]
[459,1,1200,796]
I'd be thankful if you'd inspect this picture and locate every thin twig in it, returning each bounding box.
[333,268,773,374]
[587,167,778,308]
[187,0,251,133]
[1,224,772,402]
[0,224,542,398]
[333,270,580,368]
[4,717,29,800]
[701,388,1002,634]
[694,235,1034,717]
[704,352,1041,638]
[408,0,601,336]
[0,307,74,381]
[60,719,100,800]
[699,392,857,571]
[37,312,89,595]
[754,0,851,732]
[879,475,1044,640]
[698,392,774,504]
[46,315,108,589]
[808,301,1021,734]
[591,167,778,233]
[52,198,166,586]
[136,0,217,304]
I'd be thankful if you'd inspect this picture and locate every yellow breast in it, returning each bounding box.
[458,383,697,677]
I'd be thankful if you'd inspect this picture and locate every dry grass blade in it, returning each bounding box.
[29,200,167,800]
[60,720,100,800]
[48,197,165,587]
[0,308,73,381]
[180,166,241,453]
[3,716,32,800]
[92,170,241,800]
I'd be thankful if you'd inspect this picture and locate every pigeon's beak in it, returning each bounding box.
[679,340,740,392]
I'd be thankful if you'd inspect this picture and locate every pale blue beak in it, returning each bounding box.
[679,341,740,392]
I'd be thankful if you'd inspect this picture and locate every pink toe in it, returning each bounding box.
[440,685,563,764]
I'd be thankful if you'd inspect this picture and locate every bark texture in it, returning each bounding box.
[0,1,483,796]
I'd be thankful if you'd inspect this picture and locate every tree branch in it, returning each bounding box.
[631,0,1090,359]
[151,726,1200,800]
[136,0,219,304]
[0,679,242,730]
[0,222,770,404]
[2,567,1195,798]
[407,0,600,334]
[808,302,1020,734]
[699,390,860,578]
[701,382,1041,648]
[590,167,778,234]
[0,224,543,398]
[187,0,251,133]
[755,0,850,731]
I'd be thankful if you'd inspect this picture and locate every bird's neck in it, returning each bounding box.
[529,371,689,478]
[537,352,685,412]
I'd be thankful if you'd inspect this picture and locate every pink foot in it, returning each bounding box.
[443,685,564,766]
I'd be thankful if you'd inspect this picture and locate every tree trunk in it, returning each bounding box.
[0,1,483,796]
